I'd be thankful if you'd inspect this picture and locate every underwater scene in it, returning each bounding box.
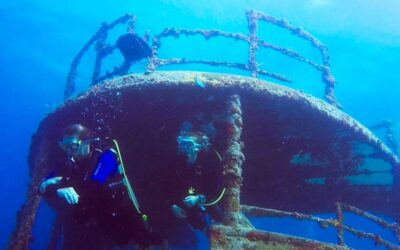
[1,0,400,249]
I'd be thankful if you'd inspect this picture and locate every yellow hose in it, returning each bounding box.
[113,139,224,216]
[113,139,142,215]
[204,188,226,207]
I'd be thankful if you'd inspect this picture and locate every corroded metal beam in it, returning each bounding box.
[7,133,52,250]
[339,202,400,242]
[13,71,399,249]
[65,10,339,107]
[247,10,338,107]
[7,184,41,250]
[247,10,259,78]
[64,13,134,100]
[241,205,336,228]
[241,203,400,249]
[341,225,400,250]
[155,27,248,41]
[153,58,291,83]
[146,10,338,106]
[336,202,345,246]
[220,94,252,227]
[210,224,349,250]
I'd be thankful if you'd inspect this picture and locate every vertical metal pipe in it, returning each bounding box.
[246,10,259,78]
[7,177,43,250]
[7,137,51,250]
[145,36,160,74]
[221,94,245,226]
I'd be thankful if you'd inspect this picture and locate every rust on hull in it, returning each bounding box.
[8,71,399,249]
[210,225,349,250]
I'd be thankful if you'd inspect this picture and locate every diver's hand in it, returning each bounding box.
[183,195,200,207]
[39,176,63,194]
[183,194,206,208]
[171,204,187,219]
[57,187,79,205]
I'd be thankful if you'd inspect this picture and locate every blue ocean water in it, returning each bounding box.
[1,0,399,249]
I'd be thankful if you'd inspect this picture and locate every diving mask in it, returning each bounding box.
[58,137,82,153]
[58,137,92,157]
[177,134,211,165]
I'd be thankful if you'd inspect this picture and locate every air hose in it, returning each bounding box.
[204,188,226,207]
[112,140,148,224]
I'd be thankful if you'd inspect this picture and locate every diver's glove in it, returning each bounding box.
[183,194,206,210]
[171,204,187,219]
[39,176,63,194]
[57,187,80,205]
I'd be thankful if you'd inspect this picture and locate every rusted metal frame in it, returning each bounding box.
[91,27,110,84]
[66,10,339,107]
[257,69,291,83]
[248,10,338,107]
[155,28,249,42]
[246,9,259,78]
[64,13,134,100]
[342,224,400,250]
[243,229,348,250]
[221,95,249,227]
[150,23,294,84]
[146,28,249,76]
[154,58,292,83]
[155,58,249,70]
[242,204,400,249]
[92,58,130,85]
[339,202,400,241]
[250,10,330,65]
[7,138,52,250]
[145,11,339,106]
[336,202,345,246]
[145,36,159,73]
[64,22,108,99]
[211,224,349,250]
[7,182,42,250]
[258,40,322,70]
[92,42,117,85]
[92,17,139,85]
[241,205,337,229]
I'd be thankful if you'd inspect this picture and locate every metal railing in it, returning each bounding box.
[241,202,400,249]
[147,10,337,106]
[64,10,339,107]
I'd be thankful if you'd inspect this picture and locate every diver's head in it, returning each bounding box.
[59,124,92,161]
[177,131,210,165]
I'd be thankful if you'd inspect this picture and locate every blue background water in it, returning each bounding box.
[1,0,399,249]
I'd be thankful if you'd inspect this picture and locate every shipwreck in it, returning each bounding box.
[8,10,400,250]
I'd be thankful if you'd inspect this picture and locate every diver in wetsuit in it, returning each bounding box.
[156,129,224,247]
[39,124,161,249]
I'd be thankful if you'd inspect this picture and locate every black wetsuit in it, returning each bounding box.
[154,148,224,246]
[41,146,159,249]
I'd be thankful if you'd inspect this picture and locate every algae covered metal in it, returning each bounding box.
[8,9,400,250]
[9,72,400,249]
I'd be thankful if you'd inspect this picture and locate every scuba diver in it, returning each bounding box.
[39,124,162,250]
[156,123,225,247]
